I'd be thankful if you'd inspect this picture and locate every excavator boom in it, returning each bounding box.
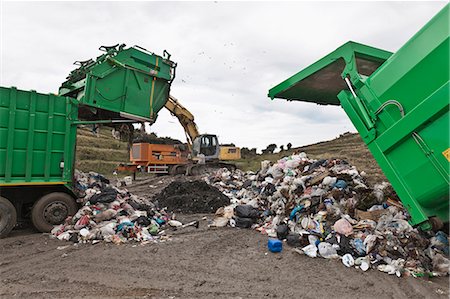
[164,95,199,150]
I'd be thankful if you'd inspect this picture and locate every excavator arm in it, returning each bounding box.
[164,95,199,150]
[164,95,240,161]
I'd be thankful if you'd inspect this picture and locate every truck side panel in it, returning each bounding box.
[0,87,77,185]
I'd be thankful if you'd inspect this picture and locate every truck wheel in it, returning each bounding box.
[31,192,78,233]
[0,196,17,238]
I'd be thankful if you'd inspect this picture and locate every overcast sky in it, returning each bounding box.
[0,1,446,151]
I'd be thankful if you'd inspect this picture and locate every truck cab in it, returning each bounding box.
[192,134,219,160]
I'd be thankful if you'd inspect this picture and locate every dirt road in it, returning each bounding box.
[1,176,449,298]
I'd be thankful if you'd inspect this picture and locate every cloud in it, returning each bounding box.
[1,1,446,151]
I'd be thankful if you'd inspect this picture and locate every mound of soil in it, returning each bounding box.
[153,180,230,214]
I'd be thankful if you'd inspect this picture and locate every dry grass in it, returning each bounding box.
[75,126,129,174]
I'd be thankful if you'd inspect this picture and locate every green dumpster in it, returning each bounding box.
[269,5,449,230]
[59,44,176,123]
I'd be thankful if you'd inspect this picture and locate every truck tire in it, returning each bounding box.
[31,192,78,233]
[0,196,17,238]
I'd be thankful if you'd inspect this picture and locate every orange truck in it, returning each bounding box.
[118,143,189,174]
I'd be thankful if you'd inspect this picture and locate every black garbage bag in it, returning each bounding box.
[262,183,277,196]
[235,205,260,219]
[242,180,253,188]
[89,187,118,204]
[328,233,354,255]
[235,216,254,228]
[286,233,301,247]
[135,216,151,227]
[276,223,289,240]
[308,159,327,172]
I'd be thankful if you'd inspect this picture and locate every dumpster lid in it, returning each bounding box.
[268,41,392,105]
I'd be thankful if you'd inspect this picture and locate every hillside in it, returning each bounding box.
[76,126,129,175]
[237,133,387,185]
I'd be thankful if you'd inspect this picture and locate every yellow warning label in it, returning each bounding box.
[443,148,450,162]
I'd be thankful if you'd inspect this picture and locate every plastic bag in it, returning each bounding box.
[211,217,228,227]
[333,218,353,236]
[302,244,318,258]
[333,180,347,189]
[286,233,301,247]
[285,159,300,169]
[235,216,253,228]
[363,234,380,254]
[322,176,337,187]
[276,223,289,240]
[318,242,338,258]
[235,205,260,218]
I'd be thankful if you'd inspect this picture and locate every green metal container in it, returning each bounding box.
[269,5,449,229]
[0,87,77,186]
[59,44,176,123]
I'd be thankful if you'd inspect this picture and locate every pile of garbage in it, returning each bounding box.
[205,152,449,277]
[51,171,176,244]
[153,181,230,214]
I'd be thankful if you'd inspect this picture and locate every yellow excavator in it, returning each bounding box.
[123,95,240,175]
[165,95,241,161]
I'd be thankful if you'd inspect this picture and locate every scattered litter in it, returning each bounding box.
[204,152,450,278]
[168,220,183,228]
[302,244,318,258]
[51,171,197,244]
[342,254,355,267]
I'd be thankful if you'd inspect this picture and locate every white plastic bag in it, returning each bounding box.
[302,244,318,258]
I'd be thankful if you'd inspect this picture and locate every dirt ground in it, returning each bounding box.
[1,176,449,299]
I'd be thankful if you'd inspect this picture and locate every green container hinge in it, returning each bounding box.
[269,4,449,230]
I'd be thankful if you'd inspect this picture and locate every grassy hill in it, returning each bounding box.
[76,126,129,175]
[236,133,387,185]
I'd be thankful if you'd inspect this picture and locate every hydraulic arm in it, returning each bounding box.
[164,95,200,150]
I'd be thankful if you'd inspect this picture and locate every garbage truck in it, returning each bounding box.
[0,44,176,237]
[268,5,449,230]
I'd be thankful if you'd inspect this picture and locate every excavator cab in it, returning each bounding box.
[192,134,219,160]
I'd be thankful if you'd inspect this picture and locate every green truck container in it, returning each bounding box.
[269,5,449,230]
[0,44,176,237]
[59,44,176,123]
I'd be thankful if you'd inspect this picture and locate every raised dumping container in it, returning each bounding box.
[268,5,449,230]
[59,44,176,123]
